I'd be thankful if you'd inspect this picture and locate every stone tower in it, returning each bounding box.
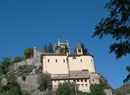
[75,43,83,54]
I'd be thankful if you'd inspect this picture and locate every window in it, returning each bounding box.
[80,59,82,62]
[63,59,65,63]
[85,84,88,87]
[78,49,81,53]
[85,79,87,82]
[48,59,50,62]
[77,79,79,82]
[55,59,58,63]
[93,79,94,82]
[81,79,83,82]
[81,84,84,87]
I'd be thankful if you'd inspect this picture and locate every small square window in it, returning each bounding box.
[81,79,83,82]
[48,59,50,62]
[78,49,81,53]
[85,79,87,82]
[81,84,84,87]
[77,79,79,82]
[63,59,65,63]
[85,84,87,87]
[55,59,58,62]
[80,59,82,62]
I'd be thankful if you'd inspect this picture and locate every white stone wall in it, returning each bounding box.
[52,79,90,92]
[42,55,95,74]
[42,54,97,93]
[42,56,68,74]
[89,72,100,84]
[69,56,95,72]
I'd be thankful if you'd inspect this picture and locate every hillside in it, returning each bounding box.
[113,83,130,95]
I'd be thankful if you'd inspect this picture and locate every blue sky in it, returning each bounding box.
[0,0,130,89]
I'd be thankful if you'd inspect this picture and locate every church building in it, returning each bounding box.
[41,40,100,92]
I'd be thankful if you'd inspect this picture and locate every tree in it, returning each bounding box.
[90,84,106,95]
[55,82,77,95]
[92,0,130,82]
[0,74,30,95]
[0,57,12,74]
[37,73,51,91]
[43,42,54,53]
[24,48,33,59]
[13,56,24,63]
[81,43,88,54]
[43,44,48,53]
[92,0,130,59]
[48,42,54,53]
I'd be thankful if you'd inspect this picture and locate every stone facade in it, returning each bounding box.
[10,40,101,93]
[41,40,100,92]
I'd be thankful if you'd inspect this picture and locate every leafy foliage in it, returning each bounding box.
[24,48,33,59]
[81,43,88,54]
[55,82,89,95]
[37,73,51,91]
[0,57,12,74]
[43,42,54,53]
[0,75,22,95]
[123,66,130,84]
[90,84,106,95]
[13,56,24,63]
[55,82,76,95]
[0,74,30,95]
[18,65,35,76]
[48,42,54,53]
[92,0,130,59]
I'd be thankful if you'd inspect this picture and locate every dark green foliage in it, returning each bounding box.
[24,48,33,59]
[43,44,48,53]
[43,42,54,53]
[123,66,130,84]
[0,57,12,74]
[92,0,130,59]
[18,65,35,76]
[115,91,122,95]
[92,0,130,85]
[13,56,24,63]
[90,84,106,95]
[48,42,54,53]
[22,91,31,95]
[0,74,30,95]
[55,82,87,95]
[0,75,23,95]
[37,73,51,91]
[55,82,77,95]
[81,43,88,54]
[99,77,111,89]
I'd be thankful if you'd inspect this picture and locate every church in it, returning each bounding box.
[40,40,100,92]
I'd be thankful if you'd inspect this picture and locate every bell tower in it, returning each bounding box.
[75,43,83,54]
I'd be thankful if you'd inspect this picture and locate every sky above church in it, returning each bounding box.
[0,0,130,89]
